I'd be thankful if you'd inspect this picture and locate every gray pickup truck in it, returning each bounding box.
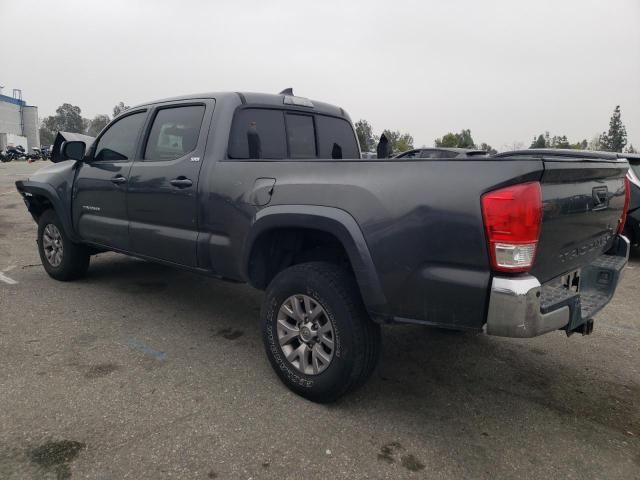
[15,91,631,402]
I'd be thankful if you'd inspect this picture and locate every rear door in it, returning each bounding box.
[126,100,213,266]
[72,109,147,250]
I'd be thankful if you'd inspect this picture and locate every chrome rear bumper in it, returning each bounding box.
[486,235,630,338]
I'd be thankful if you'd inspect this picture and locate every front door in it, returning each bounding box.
[72,110,148,250]
[126,101,211,267]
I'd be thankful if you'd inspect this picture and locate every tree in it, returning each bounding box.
[530,132,587,150]
[588,135,602,151]
[456,129,475,148]
[626,144,637,154]
[479,142,498,154]
[355,119,375,152]
[39,121,56,146]
[113,101,130,117]
[530,134,546,148]
[434,132,458,148]
[599,105,627,152]
[87,114,110,136]
[52,103,86,133]
[381,129,414,154]
[38,103,87,144]
[570,139,588,150]
[435,129,476,148]
[551,135,570,149]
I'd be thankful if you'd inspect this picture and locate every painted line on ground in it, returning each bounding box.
[0,266,19,285]
[0,272,18,285]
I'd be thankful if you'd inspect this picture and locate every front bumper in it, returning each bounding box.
[486,235,630,338]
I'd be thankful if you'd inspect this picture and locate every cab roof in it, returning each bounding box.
[132,91,347,119]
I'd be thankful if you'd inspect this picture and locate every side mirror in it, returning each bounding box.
[60,141,86,161]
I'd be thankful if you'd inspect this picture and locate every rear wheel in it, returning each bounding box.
[37,209,90,281]
[261,262,381,403]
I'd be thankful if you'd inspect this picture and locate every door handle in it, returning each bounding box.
[111,175,127,185]
[170,177,193,188]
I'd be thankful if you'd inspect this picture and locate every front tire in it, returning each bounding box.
[37,209,90,281]
[261,262,381,403]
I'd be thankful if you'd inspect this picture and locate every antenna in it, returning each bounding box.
[279,88,294,96]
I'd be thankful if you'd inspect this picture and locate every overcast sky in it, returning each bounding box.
[1,0,638,150]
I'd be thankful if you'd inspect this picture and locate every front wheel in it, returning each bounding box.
[37,209,90,281]
[261,262,381,403]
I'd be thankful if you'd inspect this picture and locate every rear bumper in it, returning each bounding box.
[486,235,629,338]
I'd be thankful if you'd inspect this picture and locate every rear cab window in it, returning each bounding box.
[315,115,359,159]
[227,107,358,160]
[228,109,287,159]
[286,114,316,159]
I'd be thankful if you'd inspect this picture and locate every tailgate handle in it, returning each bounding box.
[592,186,609,211]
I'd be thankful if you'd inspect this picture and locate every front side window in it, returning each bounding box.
[315,115,359,159]
[94,111,146,161]
[286,114,316,159]
[228,109,287,159]
[144,105,205,161]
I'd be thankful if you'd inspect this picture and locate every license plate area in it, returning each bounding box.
[560,270,581,293]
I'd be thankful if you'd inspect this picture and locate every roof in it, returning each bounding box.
[422,147,486,154]
[0,94,26,107]
[619,153,640,161]
[131,91,346,118]
[494,148,622,160]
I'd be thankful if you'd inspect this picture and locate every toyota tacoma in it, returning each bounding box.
[15,90,631,402]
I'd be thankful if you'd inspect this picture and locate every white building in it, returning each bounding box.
[0,89,40,152]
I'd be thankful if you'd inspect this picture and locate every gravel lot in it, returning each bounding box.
[1,160,639,479]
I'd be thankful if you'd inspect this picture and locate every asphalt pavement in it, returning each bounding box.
[1,160,638,479]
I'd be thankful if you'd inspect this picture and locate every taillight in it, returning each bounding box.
[481,182,542,272]
[617,176,630,234]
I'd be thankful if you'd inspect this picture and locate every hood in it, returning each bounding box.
[29,160,78,183]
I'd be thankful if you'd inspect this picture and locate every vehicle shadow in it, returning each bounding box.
[84,254,639,451]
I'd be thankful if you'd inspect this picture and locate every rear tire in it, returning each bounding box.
[37,209,90,281]
[261,262,381,403]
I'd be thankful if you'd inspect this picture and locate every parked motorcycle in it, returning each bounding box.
[5,145,28,161]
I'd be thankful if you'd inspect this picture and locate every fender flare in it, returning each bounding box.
[243,205,389,320]
[15,180,80,242]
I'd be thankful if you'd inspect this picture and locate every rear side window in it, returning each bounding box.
[94,111,146,161]
[144,105,205,161]
[286,114,316,159]
[228,109,287,159]
[316,115,359,159]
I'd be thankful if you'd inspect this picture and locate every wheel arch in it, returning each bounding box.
[15,180,80,242]
[243,205,389,320]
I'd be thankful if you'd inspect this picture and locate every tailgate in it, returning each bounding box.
[530,153,628,283]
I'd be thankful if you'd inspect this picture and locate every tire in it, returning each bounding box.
[37,209,90,281]
[261,262,381,403]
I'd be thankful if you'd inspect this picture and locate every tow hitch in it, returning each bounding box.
[566,318,594,336]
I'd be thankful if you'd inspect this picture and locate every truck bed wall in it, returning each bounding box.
[199,158,544,329]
